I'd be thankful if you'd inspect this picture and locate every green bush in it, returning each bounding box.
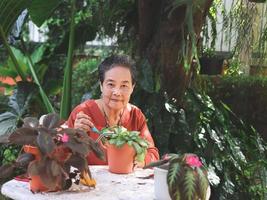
[72,58,100,108]
[133,87,267,199]
[195,75,267,141]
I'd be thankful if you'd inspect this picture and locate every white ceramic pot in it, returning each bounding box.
[154,167,171,200]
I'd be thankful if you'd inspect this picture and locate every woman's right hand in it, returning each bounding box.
[74,111,94,132]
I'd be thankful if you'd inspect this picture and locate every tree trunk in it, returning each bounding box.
[138,0,213,105]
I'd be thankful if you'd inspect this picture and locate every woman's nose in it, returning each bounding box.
[112,87,121,95]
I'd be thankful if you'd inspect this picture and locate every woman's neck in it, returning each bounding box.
[99,99,124,127]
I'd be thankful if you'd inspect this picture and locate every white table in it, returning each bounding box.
[1,165,155,200]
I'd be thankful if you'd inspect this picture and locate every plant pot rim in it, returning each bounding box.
[155,163,169,171]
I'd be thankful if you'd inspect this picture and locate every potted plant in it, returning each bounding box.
[0,113,105,193]
[144,153,210,200]
[99,126,149,174]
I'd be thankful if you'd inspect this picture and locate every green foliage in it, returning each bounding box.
[167,89,267,199]
[0,0,31,37]
[72,58,99,107]
[0,82,38,140]
[101,126,149,162]
[28,0,62,27]
[195,75,267,141]
[0,145,20,165]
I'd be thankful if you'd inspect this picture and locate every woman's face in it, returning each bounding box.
[100,66,135,111]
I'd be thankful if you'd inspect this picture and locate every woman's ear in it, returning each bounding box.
[100,82,103,92]
[131,83,135,93]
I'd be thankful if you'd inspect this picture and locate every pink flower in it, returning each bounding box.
[61,133,69,143]
[185,155,203,168]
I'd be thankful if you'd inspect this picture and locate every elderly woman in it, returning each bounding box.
[67,55,159,168]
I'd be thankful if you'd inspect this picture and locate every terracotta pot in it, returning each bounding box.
[29,175,49,192]
[23,145,49,192]
[23,145,41,160]
[107,143,135,174]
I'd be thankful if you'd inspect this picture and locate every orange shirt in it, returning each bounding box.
[67,100,159,165]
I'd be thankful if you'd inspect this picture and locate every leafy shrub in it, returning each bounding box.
[167,89,267,199]
[72,58,100,107]
[135,88,267,199]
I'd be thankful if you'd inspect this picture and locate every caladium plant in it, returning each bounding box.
[0,113,105,192]
[144,153,210,200]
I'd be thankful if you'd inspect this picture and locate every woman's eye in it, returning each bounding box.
[107,83,114,87]
[121,85,128,88]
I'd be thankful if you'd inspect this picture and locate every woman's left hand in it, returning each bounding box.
[133,159,145,169]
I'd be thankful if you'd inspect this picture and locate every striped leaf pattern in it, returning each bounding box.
[166,154,209,200]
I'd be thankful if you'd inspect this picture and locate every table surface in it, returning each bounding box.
[1,165,155,200]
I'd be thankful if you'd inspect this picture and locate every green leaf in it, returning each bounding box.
[8,46,29,75]
[9,81,38,115]
[28,0,62,27]
[60,0,76,119]
[30,44,47,65]
[135,151,145,162]
[115,139,126,147]
[0,67,18,78]
[132,141,142,154]
[0,112,17,140]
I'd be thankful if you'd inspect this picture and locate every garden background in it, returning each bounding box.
[0,0,267,199]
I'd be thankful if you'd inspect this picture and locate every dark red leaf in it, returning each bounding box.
[23,117,39,128]
[41,113,60,129]
[15,153,35,167]
[36,128,56,155]
[8,127,37,145]
[0,163,15,179]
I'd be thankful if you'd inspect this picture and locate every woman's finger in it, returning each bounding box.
[74,111,95,131]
